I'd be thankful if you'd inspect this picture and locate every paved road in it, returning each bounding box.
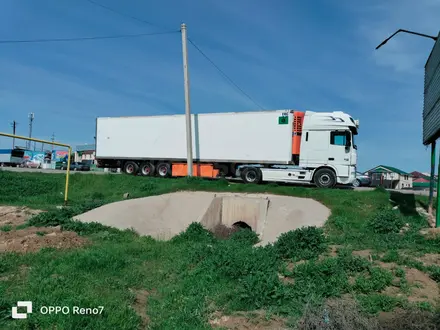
[354,186,435,197]
[0,167,119,175]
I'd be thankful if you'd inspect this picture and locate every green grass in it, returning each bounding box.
[0,171,439,329]
[0,225,12,232]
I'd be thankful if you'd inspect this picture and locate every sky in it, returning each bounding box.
[0,0,439,172]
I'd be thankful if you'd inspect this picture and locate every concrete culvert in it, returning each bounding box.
[212,221,253,240]
[232,221,252,230]
[75,191,330,245]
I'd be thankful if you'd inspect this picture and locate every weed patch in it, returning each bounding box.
[353,267,394,294]
[274,226,327,261]
[368,208,404,234]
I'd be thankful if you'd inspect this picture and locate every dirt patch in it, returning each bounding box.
[417,253,440,267]
[353,250,373,261]
[329,245,343,257]
[382,286,404,298]
[0,226,87,253]
[130,289,154,328]
[0,206,42,227]
[377,262,439,304]
[278,273,294,285]
[405,268,439,304]
[209,310,286,330]
[420,227,440,239]
[375,261,397,270]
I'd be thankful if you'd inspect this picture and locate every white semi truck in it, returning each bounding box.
[95,109,359,188]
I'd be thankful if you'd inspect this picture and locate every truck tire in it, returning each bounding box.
[241,167,262,184]
[314,168,336,188]
[157,162,171,178]
[140,162,155,176]
[123,161,139,175]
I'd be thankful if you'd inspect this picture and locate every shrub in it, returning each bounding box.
[368,208,404,234]
[235,272,285,310]
[381,250,400,263]
[358,294,406,314]
[379,308,440,329]
[274,226,327,260]
[230,228,260,245]
[207,243,279,279]
[353,267,393,294]
[293,258,350,298]
[298,298,379,330]
[337,250,371,273]
[171,222,214,244]
[0,225,12,232]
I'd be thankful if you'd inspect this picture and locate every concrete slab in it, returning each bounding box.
[75,191,330,244]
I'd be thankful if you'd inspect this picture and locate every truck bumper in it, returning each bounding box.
[337,168,357,185]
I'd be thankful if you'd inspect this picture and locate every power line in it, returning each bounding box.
[187,38,264,110]
[83,1,263,109]
[85,0,169,31]
[0,30,178,44]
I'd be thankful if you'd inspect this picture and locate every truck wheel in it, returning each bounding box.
[140,162,155,176]
[352,179,361,188]
[157,163,171,178]
[314,168,336,188]
[123,161,139,175]
[241,167,262,184]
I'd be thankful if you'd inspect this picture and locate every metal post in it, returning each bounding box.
[11,120,16,148]
[429,141,436,221]
[436,145,440,228]
[181,23,193,176]
[0,132,71,205]
[65,147,72,205]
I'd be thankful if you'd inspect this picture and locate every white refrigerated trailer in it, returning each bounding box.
[95,109,359,188]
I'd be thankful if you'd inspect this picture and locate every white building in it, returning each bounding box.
[365,165,413,189]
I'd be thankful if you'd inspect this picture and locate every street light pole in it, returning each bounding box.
[375,29,437,50]
[181,23,193,177]
[376,28,439,226]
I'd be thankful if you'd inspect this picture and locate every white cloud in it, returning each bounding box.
[355,0,440,75]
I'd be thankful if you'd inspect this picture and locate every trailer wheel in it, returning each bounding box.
[140,162,155,176]
[241,167,262,184]
[123,161,139,175]
[157,163,171,178]
[314,168,336,188]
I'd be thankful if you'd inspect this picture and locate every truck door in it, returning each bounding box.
[328,130,351,176]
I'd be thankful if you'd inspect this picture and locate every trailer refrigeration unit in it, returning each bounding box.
[95,109,359,188]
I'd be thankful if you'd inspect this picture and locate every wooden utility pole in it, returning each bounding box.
[27,113,34,149]
[181,23,193,176]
